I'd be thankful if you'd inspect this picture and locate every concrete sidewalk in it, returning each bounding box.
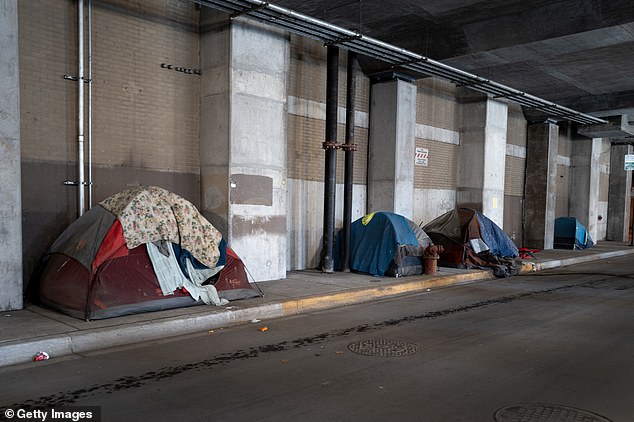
[1,241,633,368]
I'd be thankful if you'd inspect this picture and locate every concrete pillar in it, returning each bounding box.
[200,12,289,281]
[607,144,632,241]
[367,78,416,217]
[457,93,508,227]
[524,123,559,249]
[570,137,610,242]
[592,139,611,241]
[569,138,592,227]
[0,1,23,311]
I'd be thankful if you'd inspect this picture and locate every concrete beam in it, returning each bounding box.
[558,90,634,118]
[578,115,634,139]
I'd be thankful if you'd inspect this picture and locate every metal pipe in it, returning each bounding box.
[342,52,356,272]
[189,0,606,126]
[77,0,86,217]
[87,0,93,209]
[320,45,339,273]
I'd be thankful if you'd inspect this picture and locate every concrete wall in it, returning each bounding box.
[287,180,366,270]
[19,0,201,285]
[0,0,23,310]
[504,103,527,245]
[414,78,460,225]
[556,127,573,218]
[4,0,617,301]
[415,82,525,245]
[286,36,370,270]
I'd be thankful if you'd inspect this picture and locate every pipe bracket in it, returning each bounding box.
[322,141,341,150]
[231,2,269,18]
[324,34,362,47]
[340,143,357,152]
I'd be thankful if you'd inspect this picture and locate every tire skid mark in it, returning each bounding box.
[6,276,624,408]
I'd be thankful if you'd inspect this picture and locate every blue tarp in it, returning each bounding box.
[336,212,420,276]
[554,217,594,249]
[476,211,519,257]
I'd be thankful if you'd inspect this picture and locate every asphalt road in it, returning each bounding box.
[2,257,633,422]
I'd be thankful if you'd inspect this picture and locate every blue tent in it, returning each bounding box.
[554,217,594,249]
[475,210,519,258]
[335,212,432,277]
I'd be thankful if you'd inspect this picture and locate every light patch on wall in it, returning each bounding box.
[415,124,459,145]
[232,215,286,236]
[230,174,273,206]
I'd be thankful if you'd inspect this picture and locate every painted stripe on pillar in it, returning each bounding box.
[505,144,526,158]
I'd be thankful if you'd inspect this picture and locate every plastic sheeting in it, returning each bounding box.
[476,211,519,257]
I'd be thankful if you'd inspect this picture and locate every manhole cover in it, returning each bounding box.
[347,339,418,357]
[494,404,613,422]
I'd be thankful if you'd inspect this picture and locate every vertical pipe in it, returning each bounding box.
[87,0,93,209]
[77,0,86,217]
[320,45,339,273]
[342,52,356,272]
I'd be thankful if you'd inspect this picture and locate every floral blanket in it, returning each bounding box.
[99,186,222,268]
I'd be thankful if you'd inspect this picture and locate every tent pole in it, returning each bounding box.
[342,52,357,272]
[320,45,339,273]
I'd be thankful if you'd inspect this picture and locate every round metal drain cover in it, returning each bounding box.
[347,339,418,357]
[494,404,613,422]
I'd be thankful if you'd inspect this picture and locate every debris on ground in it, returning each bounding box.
[33,351,50,362]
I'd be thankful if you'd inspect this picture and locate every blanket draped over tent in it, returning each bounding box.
[35,186,259,320]
[100,186,223,268]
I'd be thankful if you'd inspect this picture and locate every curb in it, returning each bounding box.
[281,270,491,315]
[0,270,490,368]
[3,248,633,368]
[520,248,634,272]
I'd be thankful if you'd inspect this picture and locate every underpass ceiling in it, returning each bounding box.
[274,0,634,121]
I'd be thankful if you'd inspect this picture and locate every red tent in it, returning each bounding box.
[36,186,260,320]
